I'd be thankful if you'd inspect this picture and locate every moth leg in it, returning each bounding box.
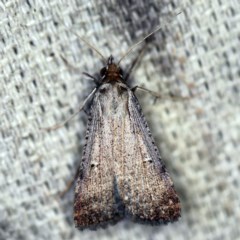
[40,88,97,131]
[82,72,99,85]
[59,168,80,198]
[60,55,99,85]
[132,85,192,101]
[60,54,83,71]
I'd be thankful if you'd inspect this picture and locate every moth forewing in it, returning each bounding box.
[74,60,180,229]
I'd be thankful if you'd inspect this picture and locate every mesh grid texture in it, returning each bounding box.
[0,0,239,239]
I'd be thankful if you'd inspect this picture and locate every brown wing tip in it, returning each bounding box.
[74,212,124,230]
[123,183,181,225]
[74,198,181,230]
[130,199,181,225]
[74,197,125,230]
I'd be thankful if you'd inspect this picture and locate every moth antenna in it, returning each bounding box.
[117,11,182,66]
[70,30,107,63]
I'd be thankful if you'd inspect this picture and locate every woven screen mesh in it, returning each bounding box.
[0,0,239,239]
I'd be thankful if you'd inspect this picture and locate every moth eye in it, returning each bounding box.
[100,67,106,77]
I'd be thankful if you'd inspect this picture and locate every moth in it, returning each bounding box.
[72,29,181,229]
[40,22,183,229]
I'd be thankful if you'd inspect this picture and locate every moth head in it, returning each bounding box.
[100,55,124,80]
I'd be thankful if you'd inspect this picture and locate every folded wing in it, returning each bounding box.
[116,89,181,223]
[74,84,180,229]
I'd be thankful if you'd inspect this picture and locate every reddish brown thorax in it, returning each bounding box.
[101,56,123,83]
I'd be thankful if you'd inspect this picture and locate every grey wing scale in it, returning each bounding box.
[115,89,181,223]
[74,84,180,229]
[74,91,123,229]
